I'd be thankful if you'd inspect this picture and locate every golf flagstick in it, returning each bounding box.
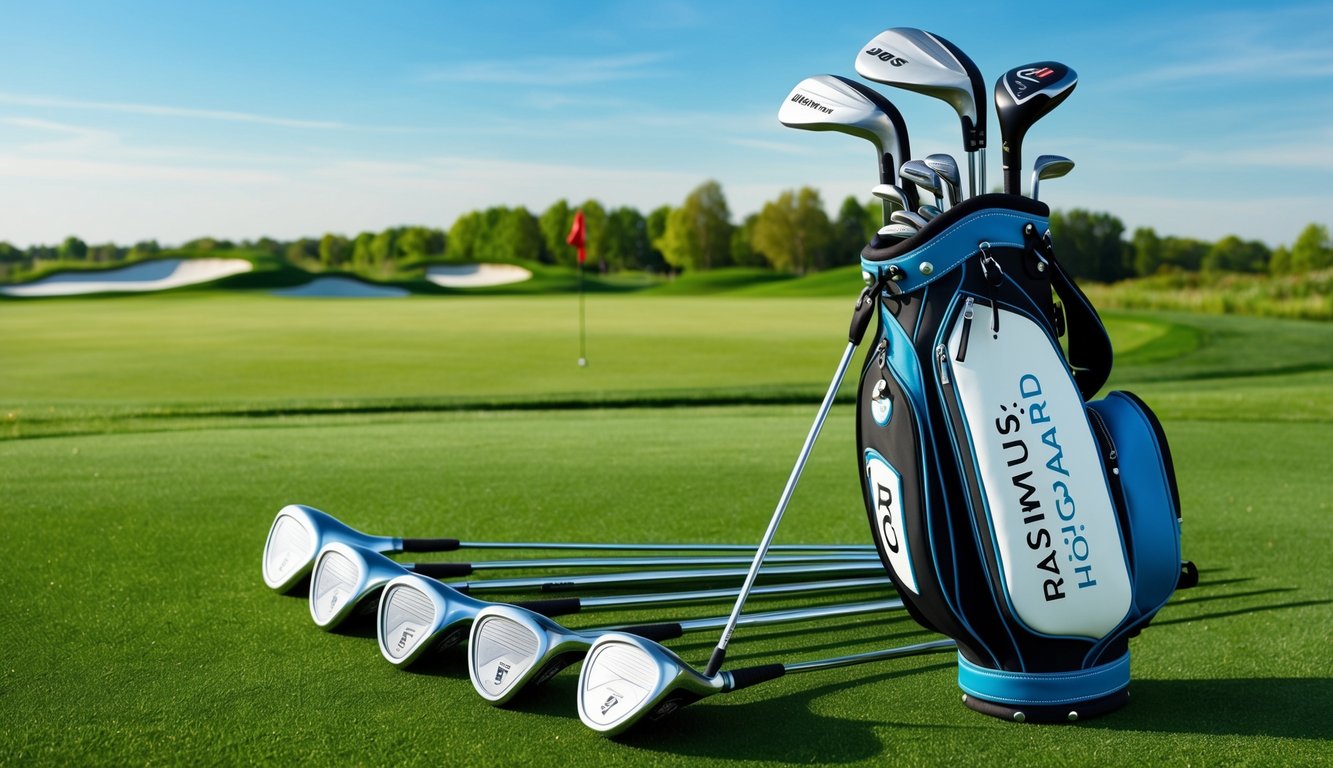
[703,281,882,677]
[566,209,588,366]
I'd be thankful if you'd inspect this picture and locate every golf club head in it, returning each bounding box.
[309,541,413,629]
[923,154,961,208]
[900,160,944,208]
[918,204,942,221]
[1031,154,1075,201]
[876,223,918,241]
[577,632,726,737]
[779,74,912,189]
[995,62,1077,194]
[870,183,911,213]
[890,209,929,230]
[377,573,493,667]
[469,604,592,706]
[263,504,399,593]
[855,27,986,153]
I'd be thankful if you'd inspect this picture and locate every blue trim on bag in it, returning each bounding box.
[862,208,1046,293]
[958,652,1131,707]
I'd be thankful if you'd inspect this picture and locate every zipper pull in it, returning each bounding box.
[935,344,950,385]
[956,297,974,362]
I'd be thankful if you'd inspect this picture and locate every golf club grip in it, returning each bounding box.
[411,562,474,577]
[513,597,583,618]
[402,538,462,552]
[728,663,786,692]
[615,623,685,642]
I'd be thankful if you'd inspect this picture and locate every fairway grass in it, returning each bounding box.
[1,293,1330,765]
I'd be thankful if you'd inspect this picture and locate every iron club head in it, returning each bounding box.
[922,154,961,208]
[264,505,399,594]
[577,632,728,737]
[900,160,945,210]
[1030,154,1075,201]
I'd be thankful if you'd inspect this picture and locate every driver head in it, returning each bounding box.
[855,27,986,151]
[262,505,399,593]
[469,604,590,706]
[779,74,910,186]
[377,573,489,667]
[309,542,412,629]
[577,633,725,737]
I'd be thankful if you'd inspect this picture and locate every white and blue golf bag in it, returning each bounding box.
[855,194,1196,723]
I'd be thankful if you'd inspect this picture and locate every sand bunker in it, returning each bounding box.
[426,263,532,288]
[1,258,252,297]
[273,276,409,298]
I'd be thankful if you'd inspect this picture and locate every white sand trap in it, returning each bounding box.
[1,258,252,297]
[273,276,409,298]
[426,263,532,288]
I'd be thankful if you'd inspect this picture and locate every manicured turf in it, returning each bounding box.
[1,290,1329,765]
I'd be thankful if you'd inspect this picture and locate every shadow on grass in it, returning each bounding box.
[1093,678,1333,741]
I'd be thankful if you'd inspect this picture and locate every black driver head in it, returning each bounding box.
[994,62,1078,194]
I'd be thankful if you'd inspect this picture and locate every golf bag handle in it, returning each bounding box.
[1028,223,1113,399]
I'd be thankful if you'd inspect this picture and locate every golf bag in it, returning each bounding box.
[855,194,1194,723]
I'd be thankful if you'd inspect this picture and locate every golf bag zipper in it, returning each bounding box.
[955,297,975,362]
[935,344,950,385]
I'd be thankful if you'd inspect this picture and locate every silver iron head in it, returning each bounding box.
[890,210,929,230]
[469,604,591,706]
[263,504,399,593]
[577,633,725,737]
[779,74,910,186]
[870,183,910,213]
[900,160,944,207]
[377,573,491,667]
[876,223,918,241]
[918,205,942,221]
[923,154,961,208]
[855,28,986,151]
[309,541,412,629]
[1031,154,1075,201]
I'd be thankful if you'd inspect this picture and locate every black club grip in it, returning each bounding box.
[401,538,462,552]
[727,663,787,692]
[615,623,686,642]
[512,598,583,618]
[411,562,475,578]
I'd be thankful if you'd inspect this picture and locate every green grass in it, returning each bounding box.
[1,292,1329,765]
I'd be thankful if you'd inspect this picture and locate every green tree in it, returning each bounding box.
[1203,235,1270,273]
[495,207,544,262]
[577,200,609,270]
[1159,236,1208,272]
[318,234,351,268]
[1049,209,1128,282]
[1270,245,1292,275]
[369,229,398,271]
[605,207,659,271]
[646,205,671,272]
[128,240,161,262]
[397,226,446,260]
[751,187,833,274]
[730,213,767,267]
[351,232,375,271]
[658,180,733,271]
[1131,227,1161,277]
[59,236,88,262]
[1289,223,1333,272]
[834,196,875,263]
[447,212,482,263]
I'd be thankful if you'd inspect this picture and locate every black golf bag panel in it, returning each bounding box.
[854,194,1185,722]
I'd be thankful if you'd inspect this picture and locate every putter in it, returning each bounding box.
[378,568,891,668]
[470,598,903,705]
[922,154,961,209]
[994,62,1077,195]
[310,542,877,630]
[778,74,916,221]
[1030,154,1074,202]
[578,632,955,736]
[855,27,987,197]
[264,504,872,594]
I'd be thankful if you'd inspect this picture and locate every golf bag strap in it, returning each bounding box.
[1029,224,1113,399]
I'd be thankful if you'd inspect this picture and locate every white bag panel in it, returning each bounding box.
[945,301,1130,639]
[865,452,919,595]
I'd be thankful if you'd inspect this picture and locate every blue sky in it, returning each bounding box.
[2,0,1330,248]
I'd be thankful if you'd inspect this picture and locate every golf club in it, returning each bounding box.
[578,632,955,736]
[378,569,892,668]
[697,285,882,679]
[918,204,942,221]
[310,542,878,630]
[899,160,946,212]
[922,154,961,208]
[1030,154,1074,202]
[855,27,987,197]
[264,504,873,594]
[470,598,903,705]
[778,74,916,221]
[994,62,1077,195]
[875,223,918,243]
[870,183,912,214]
[890,210,929,230]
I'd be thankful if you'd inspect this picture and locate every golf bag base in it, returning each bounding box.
[855,194,1188,724]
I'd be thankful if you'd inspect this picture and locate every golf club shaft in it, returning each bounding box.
[724,637,956,692]
[404,552,878,579]
[400,537,872,553]
[618,598,902,636]
[521,575,892,614]
[445,561,885,594]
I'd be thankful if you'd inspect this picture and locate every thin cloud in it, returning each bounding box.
[423,52,670,85]
[0,92,421,132]
[0,117,117,152]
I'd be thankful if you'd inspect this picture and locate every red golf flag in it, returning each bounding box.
[566,210,587,264]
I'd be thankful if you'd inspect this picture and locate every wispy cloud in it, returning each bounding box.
[0,92,420,132]
[423,52,671,86]
[0,117,117,152]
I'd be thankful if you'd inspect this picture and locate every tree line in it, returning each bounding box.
[2,180,1329,283]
